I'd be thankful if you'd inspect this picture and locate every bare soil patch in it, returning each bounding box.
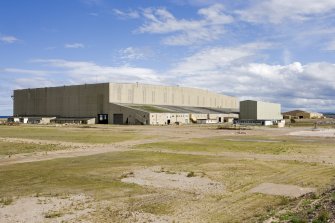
[0,194,94,222]
[250,183,316,198]
[121,167,225,195]
[289,129,335,137]
[115,211,175,223]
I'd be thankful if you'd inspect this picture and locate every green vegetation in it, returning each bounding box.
[44,211,63,218]
[0,125,144,144]
[0,141,64,155]
[186,171,195,177]
[134,202,172,215]
[0,197,13,205]
[273,187,335,223]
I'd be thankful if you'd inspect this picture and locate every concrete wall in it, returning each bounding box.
[257,101,282,120]
[240,100,282,120]
[109,83,238,110]
[14,83,110,118]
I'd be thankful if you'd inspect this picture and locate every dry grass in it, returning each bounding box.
[136,135,335,156]
[0,141,64,156]
[0,125,334,222]
[0,125,145,144]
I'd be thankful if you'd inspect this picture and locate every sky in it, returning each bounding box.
[1,0,335,115]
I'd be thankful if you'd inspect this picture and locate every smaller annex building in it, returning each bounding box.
[111,103,238,125]
[283,110,324,119]
[237,100,283,126]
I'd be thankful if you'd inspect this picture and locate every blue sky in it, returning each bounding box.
[1,0,335,115]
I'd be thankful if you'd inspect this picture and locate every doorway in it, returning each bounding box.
[97,114,108,124]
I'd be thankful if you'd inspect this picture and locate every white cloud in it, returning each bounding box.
[64,43,85,49]
[4,42,335,112]
[14,77,59,89]
[0,35,18,44]
[119,47,146,60]
[113,9,140,19]
[169,42,271,76]
[118,4,233,45]
[165,45,335,111]
[3,68,59,76]
[237,0,335,24]
[32,59,161,84]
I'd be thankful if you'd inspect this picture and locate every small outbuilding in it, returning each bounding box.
[283,110,324,119]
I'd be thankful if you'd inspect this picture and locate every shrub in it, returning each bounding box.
[0,197,13,205]
[44,211,63,218]
[187,171,195,177]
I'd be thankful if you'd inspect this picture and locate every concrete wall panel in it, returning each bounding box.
[109,83,238,110]
[14,83,109,118]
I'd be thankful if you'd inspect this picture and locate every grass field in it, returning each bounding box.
[136,135,335,155]
[0,125,145,144]
[0,141,65,156]
[0,125,334,222]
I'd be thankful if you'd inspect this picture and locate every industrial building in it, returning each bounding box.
[13,83,239,125]
[283,110,324,119]
[237,100,283,126]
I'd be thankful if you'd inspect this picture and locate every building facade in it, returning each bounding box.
[238,100,283,125]
[13,83,239,125]
[283,110,324,119]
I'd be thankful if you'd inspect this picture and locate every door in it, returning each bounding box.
[113,114,123,124]
[97,114,108,124]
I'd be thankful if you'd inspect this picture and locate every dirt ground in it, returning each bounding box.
[0,194,94,223]
[288,128,335,137]
[250,183,316,198]
[0,124,335,222]
[121,167,225,195]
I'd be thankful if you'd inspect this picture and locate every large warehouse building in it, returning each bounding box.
[13,83,239,125]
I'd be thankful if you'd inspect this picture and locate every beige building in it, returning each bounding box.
[238,100,283,125]
[13,83,239,125]
[283,110,324,119]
